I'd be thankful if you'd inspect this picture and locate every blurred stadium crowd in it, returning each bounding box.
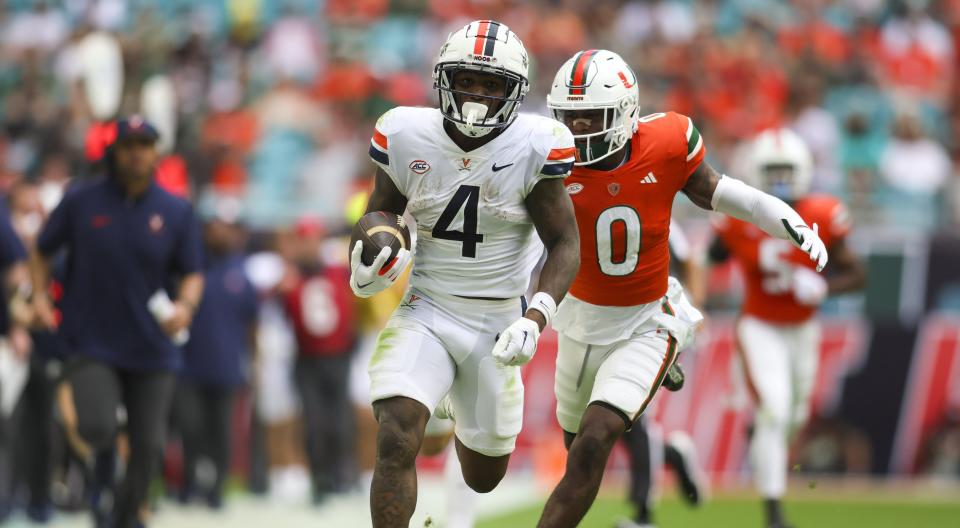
[3,0,960,229]
[0,0,958,525]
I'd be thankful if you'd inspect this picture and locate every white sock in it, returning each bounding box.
[751,419,787,498]
[444,443,478,528]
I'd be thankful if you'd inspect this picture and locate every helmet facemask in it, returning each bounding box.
[552,98,636,166]
[761,163,800,201]
[749,128,814,202]
[434,62,528,138]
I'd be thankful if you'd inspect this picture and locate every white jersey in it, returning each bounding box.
[369,106,575,298]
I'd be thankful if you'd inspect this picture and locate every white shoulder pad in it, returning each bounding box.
[520,114,575,195]
[369,106,432,195]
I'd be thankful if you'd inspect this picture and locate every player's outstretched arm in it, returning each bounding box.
[823,237,866,295]
[682,162,828,272]
[491,178,580,367]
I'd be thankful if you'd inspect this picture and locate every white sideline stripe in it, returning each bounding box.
[686,133,703,161]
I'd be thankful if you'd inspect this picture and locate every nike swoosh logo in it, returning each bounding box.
[520,331,528,350]
[782,219,803,245]
[356,280,374,289]
[492,162,514,172]
[603,83,617,88]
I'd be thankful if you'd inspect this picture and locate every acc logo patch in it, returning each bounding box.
[409,160,431,174]
[566,183,584,195]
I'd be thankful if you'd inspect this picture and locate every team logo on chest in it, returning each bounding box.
[149,213,165,234]
[458,158,473,172]
[607,183,621,196]
[409,160,431,174]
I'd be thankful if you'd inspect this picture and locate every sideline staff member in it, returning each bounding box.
[30,116,203,528]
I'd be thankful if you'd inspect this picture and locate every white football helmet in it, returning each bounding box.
[547,49,641,165]
[750,128,813,201]
[433,20,530,138]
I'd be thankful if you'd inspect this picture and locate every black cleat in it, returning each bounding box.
[662,362,685,392]
[665,431,705,506]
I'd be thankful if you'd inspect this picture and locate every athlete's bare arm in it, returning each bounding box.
[525,177,580,330]
[825,238,866,295]
[365,167,408,215]
[680,161,720,210]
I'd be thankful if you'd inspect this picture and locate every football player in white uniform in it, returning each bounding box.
[349,21,580,527]
[535,50,828,528]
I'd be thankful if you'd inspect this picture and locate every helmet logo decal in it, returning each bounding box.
[568,49,598,95]
[618,71,635,89]
[473,20,501,57]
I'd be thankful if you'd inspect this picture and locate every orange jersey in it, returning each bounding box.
[567,112,706,306]
[714,194,851,323]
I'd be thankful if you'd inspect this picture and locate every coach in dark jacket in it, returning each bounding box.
[29,116,204,528]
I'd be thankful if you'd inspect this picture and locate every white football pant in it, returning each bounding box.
[369,288,525,457]
[736,315,820,498]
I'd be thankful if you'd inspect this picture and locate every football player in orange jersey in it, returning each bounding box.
[708,128,865,528]
[535,49,829,528]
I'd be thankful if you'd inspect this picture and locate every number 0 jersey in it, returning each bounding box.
[369,107,575,298]
[713,194,851,324]
[566,111,705,307]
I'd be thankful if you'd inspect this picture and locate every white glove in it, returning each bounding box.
[790,223,828,272]
[349,241,411,298]
[792,266,828,306]
[491,317,540,367]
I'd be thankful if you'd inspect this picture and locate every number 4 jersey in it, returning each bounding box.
[369,106,575,298]
[554,111,704,344]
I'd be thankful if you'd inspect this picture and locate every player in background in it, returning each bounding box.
[707,129,866,528]
[348,21,580,527]
[535,49,828,528]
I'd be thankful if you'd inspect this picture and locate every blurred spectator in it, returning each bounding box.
[0,188,30,522]
[246,81,327,227]
[878,110,952,229]
[245,237,309,503]
[284,217,358,502]
[201,80,259,193]
[839,111,885,215]
[879,0,954,103]
[788,73,842,192]
[3,1,69,56]
[174,197,258,510]
[8,181,62,523]
[264,5,324,82]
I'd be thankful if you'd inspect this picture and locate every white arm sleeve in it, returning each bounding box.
[710,175,809,246]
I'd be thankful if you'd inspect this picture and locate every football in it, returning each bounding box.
[350,211,412,269]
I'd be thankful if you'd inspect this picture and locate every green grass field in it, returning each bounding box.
[477,493,960,528]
